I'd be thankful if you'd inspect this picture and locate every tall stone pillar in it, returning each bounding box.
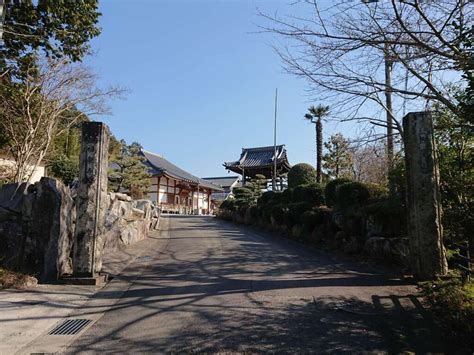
[73,122,110,276]
[403,112,447,280]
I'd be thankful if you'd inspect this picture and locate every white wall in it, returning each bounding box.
[0,158,45,183]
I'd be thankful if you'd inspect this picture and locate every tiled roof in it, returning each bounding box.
[202,176,240,188]
[141,150,223,191]
[224,145,290,169]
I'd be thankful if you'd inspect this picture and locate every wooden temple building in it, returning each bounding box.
[202,176,241,202]
[141,150,223,214]
[223,145,291,190]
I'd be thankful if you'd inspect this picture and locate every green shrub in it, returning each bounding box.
[362,198,405,237]
[246,206,259,224]
[301,207,326,231]
[365,183,389,201]
[48,154,79,186]
[257,191,275,208]
[220,199,236,211]
[335,181,370,209]
[281,188,293,203]
[284,202,312,227]
[420,278,474,353]
[271,204,288,224]
[288,163,317,188]
[324,178,352,207]
[293,183,325,206]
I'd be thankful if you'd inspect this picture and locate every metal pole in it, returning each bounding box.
[273,88,278,191]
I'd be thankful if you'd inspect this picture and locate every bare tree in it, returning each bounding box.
[0,58,123,183]
[261,0,472,135]
[350,142,389,186]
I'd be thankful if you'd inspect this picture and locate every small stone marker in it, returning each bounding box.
[73,122,110,277]
[403,111,447,279]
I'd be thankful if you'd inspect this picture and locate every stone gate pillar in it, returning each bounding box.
[403,111,447,279]
[73,122,110,277]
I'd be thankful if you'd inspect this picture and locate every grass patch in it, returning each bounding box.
[420,276,474,353]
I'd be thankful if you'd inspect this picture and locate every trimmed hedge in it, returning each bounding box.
[362,198,405,237]
[284,202,313,227]
[335,181,370,209]
[220,199,236,211]
[258,190,275,207]
[288,163,317,188]
[324,178,352,207]
[301,207,326,231]
[293,183,325,206]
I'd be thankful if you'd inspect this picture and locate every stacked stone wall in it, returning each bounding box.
[0,178,160,282]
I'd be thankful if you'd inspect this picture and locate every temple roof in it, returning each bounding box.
[223,145,291,177]
[202,176,240,188]
[141,150,223,191]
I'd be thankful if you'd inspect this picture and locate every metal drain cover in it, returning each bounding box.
[49,319,92,335]
[136,255,152,262]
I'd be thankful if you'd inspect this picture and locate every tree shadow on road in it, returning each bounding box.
[2,216,448,353]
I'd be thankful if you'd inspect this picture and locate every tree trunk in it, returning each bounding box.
[316,118,323,183]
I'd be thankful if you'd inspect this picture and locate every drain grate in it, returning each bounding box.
[48,319,92,335]
[136,255,152,262]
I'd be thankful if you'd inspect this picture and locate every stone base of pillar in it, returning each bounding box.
[60,273,108,286]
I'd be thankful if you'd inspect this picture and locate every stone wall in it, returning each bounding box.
[219,206,409,266]
[0,178,160,282]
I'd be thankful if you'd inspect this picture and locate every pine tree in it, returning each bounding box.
[108,141,151,199]
[323,133,353,179]
[233,174,267,207]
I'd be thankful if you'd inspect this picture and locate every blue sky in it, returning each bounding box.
[86,0,352,177]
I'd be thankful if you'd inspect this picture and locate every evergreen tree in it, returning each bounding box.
[1,0,101,79]
[233,174,267,208]
[323,133,353,179]
[108,141,151,199]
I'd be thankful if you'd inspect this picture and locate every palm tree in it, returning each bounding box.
[304,105,330,183]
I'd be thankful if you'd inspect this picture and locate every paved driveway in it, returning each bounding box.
[67,215,443,353]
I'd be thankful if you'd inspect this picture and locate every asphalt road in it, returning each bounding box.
[67,215,444,353]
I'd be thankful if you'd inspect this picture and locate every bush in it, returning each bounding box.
[293,183,325,206]
[362,198,405,238]
[301,207,326,231]
[365,183,389,201]
[324,178,352,207]
[257,191,275,208]
[281,188,293,203]
[335,181,370,209]
[220,199,236,212]
[288,163,317,188]
[420,278,474,353]
[48,154,79,186]
[271,204,288,224]
[284,202,312,227]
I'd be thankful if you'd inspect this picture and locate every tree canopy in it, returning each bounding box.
[1,0,101,78]
[323,133,353,179]
[108,141,151,199]
[287,163,317,188]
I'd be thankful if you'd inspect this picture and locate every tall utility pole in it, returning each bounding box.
[384,43,394,173]
[272,88,278,191]
[0,0,5,42]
